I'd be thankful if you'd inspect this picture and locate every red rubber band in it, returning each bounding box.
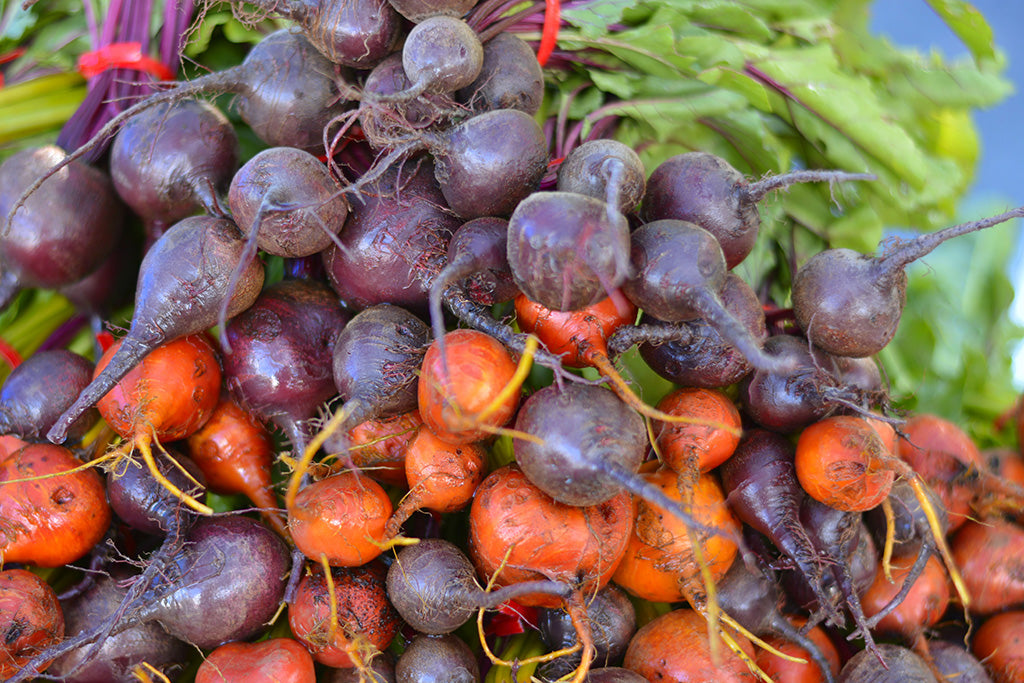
[96,330,115,353]
[77,42,175,81]
[537,0,561,66]
[0,337,22,371]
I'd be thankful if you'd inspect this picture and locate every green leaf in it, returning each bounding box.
[925,0,997,63]
[561,0,635,36]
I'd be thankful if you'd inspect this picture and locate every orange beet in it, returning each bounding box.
[796,415,895,512]
[345,410,423,486]
[0,569,64,679]
[755,622,840,683]
[972,610,1024,683]
[653,387,741,476]
[467,464,633,607]
[612,467,740,605]
[289,470,392,566]
[418,329,521,444]
[196,638,315,683]
[623,608,756,682]
[0,443,110,567]
[860,554,950,638]
[950,519,1024,614]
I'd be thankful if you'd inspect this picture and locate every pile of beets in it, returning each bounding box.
[1,2,1024,682]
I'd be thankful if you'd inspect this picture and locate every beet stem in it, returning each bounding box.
[606,320,694,356]
[742,170,876,203]
[878,205,1024,272]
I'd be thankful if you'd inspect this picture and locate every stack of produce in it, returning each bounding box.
[1,1,1023,681]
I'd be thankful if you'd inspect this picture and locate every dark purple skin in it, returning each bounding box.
[263,0,401,68]
[457,32,544,116]
[798,497,879,654]
[739,334,843,433]
[131,515,290,648]
[323,158,458,317]
[838,643,937,682]
[792,207,1024,358]
[643,152,875,269]
[782,523,878,618]
[928,641,993,683]
[428,108,549,220]
[106,449,207,537]
[626,272,768,388]
[223,278,349,454]
[109,98,238,241]
[507,191,631,312]
[623,219,789,376]
[5,516,290,683]
[49,568,188,683]
[386,538,571,634]
[720,429,832,621]
[714,561,837,683]
[557,139,646,216]
[361,52,445,148]
[402,17,483,95]
[387,0,475,22]
[580,669,648,683]
[429,216,516,346]
[537,585,636,679]
[58,232,141,319]
[395,633,480,683]
[228,146,349,258]
[46,215,265,444]
[514,383,647,506]
[643,152,761,269]
[0,349,98,440]
[324,651,397,682]
[512,384,716,536]
[323,304,431,465]
[0,145,124,310]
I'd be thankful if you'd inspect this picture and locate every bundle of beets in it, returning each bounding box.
[1,0,1024,681]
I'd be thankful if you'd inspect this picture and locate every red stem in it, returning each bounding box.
[537,0,561,66]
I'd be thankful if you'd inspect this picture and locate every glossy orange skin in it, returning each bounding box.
[0,443,110,567]
[623,608,756,682]
[973,610,1024,683]
[612,467,740,605]
[418,329,520,444]
[186,392,274,499]
[514,292,636,368]
[860,554,950,637]
[289,471,392,566]
[653,388,741,476]
[0,569,64,678]
[346,410,423,486]
[196,638,316,683]
[897,413,984,532]
[97,334,221,442]
[404,426,486,513]
[951,519,1024,614]
[795,415,895,512]
[755,622,840,683]
[468,464,633,607]
[288,561,399,669]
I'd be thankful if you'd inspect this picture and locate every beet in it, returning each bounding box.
[49,568,188,683]
[0,145,124,310]
[507,191,631,311]
[457,32,544,115]
[386,538,571,634]
[46,215,265,444]
[838,643,937,682]
[109,99,238,240]
[394,633,480,683]
[557,139,646,216]
[0,349,97,441]
[222,277,349,453]
[323,158,458,317]
[228,146,350,258]
[538,585,637,679]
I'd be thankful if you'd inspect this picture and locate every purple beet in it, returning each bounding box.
[0,145,125,310]
[223,278,350,454]
[394,634,480,683]
[46,215,265,444]
[457,32,544,115]
[48,568,188,683]
[108,98,238,242]
[0,349,98,441]
[323,157,458,317]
